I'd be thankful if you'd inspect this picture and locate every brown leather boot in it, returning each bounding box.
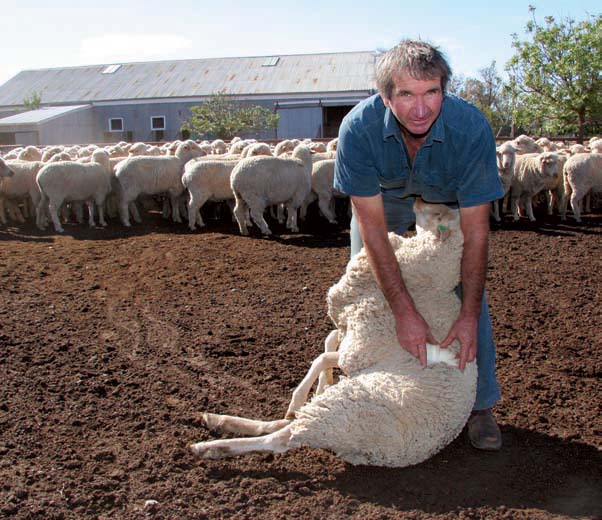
[467,408,502,451]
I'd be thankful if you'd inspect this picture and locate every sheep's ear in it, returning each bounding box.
[413,197,424,213]
[436,224,451,241]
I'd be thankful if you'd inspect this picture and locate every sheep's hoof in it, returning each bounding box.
[200,412,227,433]
[190,442,232,459]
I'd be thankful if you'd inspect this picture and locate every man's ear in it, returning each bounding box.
[381,93,391,108]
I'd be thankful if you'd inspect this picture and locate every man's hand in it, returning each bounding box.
[440,313,479,371]
[395,309,437,368]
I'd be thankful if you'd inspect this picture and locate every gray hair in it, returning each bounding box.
[375,39,452,99]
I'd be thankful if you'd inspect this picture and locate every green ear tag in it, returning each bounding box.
[437,224,449,231]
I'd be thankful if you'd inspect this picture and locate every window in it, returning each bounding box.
[262,57,280,67]
[151,116,166,131]
[109,117,124,132]
[102,64,121,74]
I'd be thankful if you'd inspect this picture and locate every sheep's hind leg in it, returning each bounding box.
[285,352,339,420]
[201,413,290,436]
[248,203,271,235]
[232,194,250,235]
[191,424,293,460]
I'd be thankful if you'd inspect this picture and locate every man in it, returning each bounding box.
[334,39,504,451]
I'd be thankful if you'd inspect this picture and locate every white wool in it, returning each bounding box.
[288,211,478,467]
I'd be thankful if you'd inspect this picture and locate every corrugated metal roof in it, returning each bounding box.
[0,104,90,125]
[0,51,377,107]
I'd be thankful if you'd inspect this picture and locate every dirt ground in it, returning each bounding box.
[1,206,601,520]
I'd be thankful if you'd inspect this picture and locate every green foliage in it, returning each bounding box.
[22,91,42,111]
[505,8,602,140]
[181,91,279,140]
[449,62,513,136]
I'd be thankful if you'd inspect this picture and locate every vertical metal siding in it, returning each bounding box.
[277,107,323,139]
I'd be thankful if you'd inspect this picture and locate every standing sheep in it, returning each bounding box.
[230,144,313,235]
[191,200,475,467]
[0,160,42,225]
[511,135,543,155]
[510,152,561,221]
[16,146,42,162]
[114,141,203,226]
[589,140,602,154]
[182,158,240,230]
[35,150,112,233]
[491,142,516,222]
[563,153,602,222]
[0,157,15,179]
[300,159,348,224]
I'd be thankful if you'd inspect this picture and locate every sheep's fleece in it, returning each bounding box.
[288,220,477,467]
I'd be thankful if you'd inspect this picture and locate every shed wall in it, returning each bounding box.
[37,106,96,145]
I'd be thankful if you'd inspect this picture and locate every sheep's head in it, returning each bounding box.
[176,141,204,162]
[496,142,516,174]
[538,152,560,181]
[91,149,111,171]
[414,199,460,241]
[0,157,15,178]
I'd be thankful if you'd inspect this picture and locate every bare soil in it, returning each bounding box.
[1,207,601,520]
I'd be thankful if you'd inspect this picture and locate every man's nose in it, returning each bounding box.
[412,97,428,118]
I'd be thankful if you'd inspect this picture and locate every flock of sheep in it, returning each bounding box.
[0,137,340,234]
[0,133,601,234]
[495,134,602,223]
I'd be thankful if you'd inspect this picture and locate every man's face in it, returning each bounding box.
[383,70,444,138]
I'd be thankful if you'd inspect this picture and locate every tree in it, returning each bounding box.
[449,62,512,136]
[505,7,602,141]
[181,91,279,140]
[22,91,42,111]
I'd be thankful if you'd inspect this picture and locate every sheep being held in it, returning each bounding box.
[191,199,477,467]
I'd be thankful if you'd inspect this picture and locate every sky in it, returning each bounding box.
[1,0,598,87]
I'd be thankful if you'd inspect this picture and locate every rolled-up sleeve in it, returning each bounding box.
[456,123,504,208]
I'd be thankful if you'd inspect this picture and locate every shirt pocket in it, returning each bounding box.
[418,166,457,202]
[378,141,409,190]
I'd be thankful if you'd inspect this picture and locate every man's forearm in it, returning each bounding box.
[351,195,417,317]
[459,204,491,319]
[359,221,417,317]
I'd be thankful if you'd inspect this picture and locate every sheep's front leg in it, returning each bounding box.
[201,413,290,436]
[87,200,96,228]
[491,199,500,222]
[525,194,536,221]
[316,330,340,395]
[191,424,292,460]
[285,352,339,420]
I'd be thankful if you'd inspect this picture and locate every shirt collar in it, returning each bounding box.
[383,106,402,142]
[382,95,448,145]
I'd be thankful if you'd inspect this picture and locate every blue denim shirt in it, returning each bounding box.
[334,93,504,208]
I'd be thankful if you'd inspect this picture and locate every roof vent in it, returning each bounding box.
[262,57,280,67]
[102,64,122,74]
